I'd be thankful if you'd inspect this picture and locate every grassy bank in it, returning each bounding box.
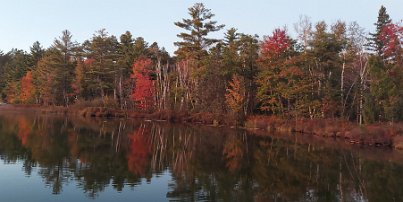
[32,104,236,126]
[2,104,403,150]
[245,116,403,149]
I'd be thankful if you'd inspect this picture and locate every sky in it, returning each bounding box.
[0,0,402,55]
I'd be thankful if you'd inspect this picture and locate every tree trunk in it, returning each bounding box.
[341,53,345,117]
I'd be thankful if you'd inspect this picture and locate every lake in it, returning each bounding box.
[0,111,403,202]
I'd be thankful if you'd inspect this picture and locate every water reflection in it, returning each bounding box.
[0,112,403,201]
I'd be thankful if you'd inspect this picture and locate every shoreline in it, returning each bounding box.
[2,104,403,150]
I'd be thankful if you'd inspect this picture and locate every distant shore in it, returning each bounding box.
[2,104,403,150]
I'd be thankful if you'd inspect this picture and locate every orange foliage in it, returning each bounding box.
[127,126,152,175]
[223,136,244,172]
[225,74,245,114]
[17,116,31,146]
[20,71,34,103]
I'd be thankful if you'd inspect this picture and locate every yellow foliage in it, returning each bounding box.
[225,74,245,114]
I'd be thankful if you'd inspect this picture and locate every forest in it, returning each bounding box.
[0,4,402,125]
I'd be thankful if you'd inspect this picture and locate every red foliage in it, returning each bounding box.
[20,71,33,103]
[83,58,95,66]
[127,127,152,175]
[379,22,403,61]
[131,58,155,110]
[261,28,291,60]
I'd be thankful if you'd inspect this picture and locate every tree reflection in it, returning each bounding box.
[0,113,403,201]
[127,124,152,176]
[17,116,31,146]
[223,133,246,172]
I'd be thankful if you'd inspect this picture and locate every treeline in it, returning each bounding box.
[0,4,402,124]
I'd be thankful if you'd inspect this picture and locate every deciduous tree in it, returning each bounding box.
[20,71,34,103]
[225,74,246,124]
[131,57,155,111]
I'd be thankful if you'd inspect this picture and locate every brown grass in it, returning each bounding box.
[7,103,403,149]
[245,116,403,148]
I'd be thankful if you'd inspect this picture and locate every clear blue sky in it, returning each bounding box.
[0,0,402,55]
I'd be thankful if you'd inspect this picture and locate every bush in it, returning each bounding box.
[71,97,119,110]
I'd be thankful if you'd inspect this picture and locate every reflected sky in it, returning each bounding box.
[0,111,403,201]
[0,160,171,202]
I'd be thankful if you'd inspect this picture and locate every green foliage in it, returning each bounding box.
[33,48,65,105]
[367,55,403,122]
[174,3,224,62]
[30,41,44,67]
[83,29,119,99]
[0,49,32,102]
[367,5,392,55]
[0,4,402,124]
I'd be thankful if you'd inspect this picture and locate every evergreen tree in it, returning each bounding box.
[307,21,344,117]
[33,48,65,105]
[222,28,241,79]
[174,3,224,62]
[238,34,259,115]
[30,41,44,67]
[117,31,136,108]
[365,6,403,122]
[52,30,78,106]
[133,37,148,58]
[118,31,135,70]
[0,49,32,103]
[84,29,119,99]
[367,5,392,57]
[173,3,224,111]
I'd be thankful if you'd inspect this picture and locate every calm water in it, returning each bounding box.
[0,111,403,202]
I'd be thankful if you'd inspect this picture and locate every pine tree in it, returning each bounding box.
[52,30,78,106]
[118,31,135,70]
[30,41,44,67]
[174,3,224,62]
[173,3,224,111]
[222,28,241,79]
[0,49,31,103]
[238,34,259,115]
[368,5,392,56]
[133,37,148,58]
[365,6,403,122]
[84,29,119,99]
[307,21,344,118]
[33,49,64,105]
